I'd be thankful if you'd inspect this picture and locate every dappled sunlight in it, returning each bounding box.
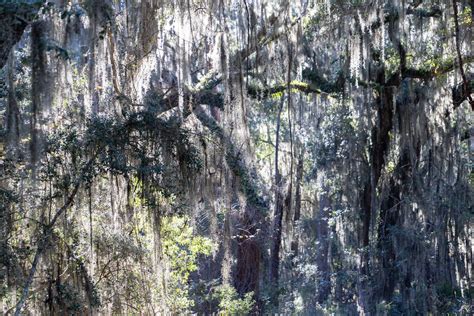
[0,0,472,314]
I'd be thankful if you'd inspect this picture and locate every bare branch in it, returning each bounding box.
[14,153,98,315]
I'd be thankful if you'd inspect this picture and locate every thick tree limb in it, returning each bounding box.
[388,58,474,116]
[223,51,474,109]
[241,53,474,104]
[407,56,474,81]
[406,5,442,18]
[369,5,442,33]
[248,81,326,99]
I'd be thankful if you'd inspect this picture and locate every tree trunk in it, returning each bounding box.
[270,97,285,292]
[316,181,331,303]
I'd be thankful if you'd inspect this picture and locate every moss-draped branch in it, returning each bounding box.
[0,0,44,68]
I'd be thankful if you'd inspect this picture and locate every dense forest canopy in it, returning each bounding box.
[0,0,473,314]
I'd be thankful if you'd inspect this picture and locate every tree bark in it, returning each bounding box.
[270,97,285,288]
[316,182,331,303]
[290,153,304,259]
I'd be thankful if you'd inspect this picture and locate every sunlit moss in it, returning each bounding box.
[270,91,284,100]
